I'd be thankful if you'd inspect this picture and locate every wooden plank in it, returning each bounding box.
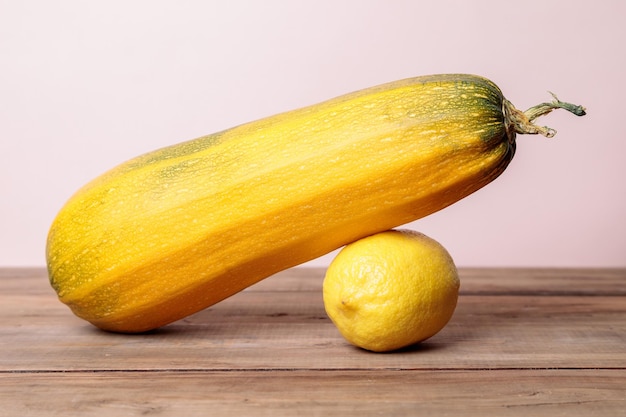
[2,269,625,372]
[5,267,626,295]
[2,268,625,417]
[457,267,626,296]
[1,370,624,417]
[248,266,626,295]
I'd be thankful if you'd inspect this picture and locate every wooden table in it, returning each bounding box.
[1,267,625,416]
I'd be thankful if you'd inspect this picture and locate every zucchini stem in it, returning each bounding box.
[503,93,586,139]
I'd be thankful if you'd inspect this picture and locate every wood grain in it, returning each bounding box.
[1,267,625,416]
[2,370,624,417]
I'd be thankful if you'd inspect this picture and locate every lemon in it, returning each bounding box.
[323,229,459,352]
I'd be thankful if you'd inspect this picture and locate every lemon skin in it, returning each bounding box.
[323,229,460,352]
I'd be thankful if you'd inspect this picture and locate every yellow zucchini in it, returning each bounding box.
[46,74,585,332]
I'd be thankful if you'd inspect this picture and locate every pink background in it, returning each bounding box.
[1,0,624,267]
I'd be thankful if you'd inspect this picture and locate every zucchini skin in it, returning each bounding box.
[47,74,515,332]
